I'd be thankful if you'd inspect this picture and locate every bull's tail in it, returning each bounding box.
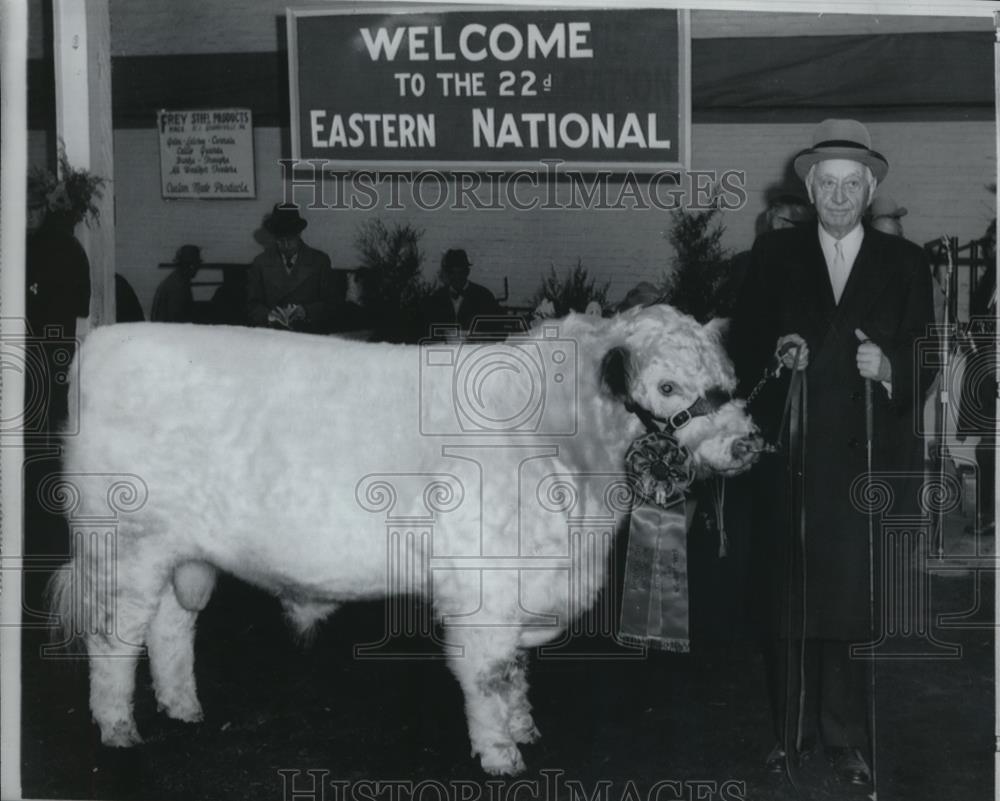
[45,554,86,654]
[44,525,120,655]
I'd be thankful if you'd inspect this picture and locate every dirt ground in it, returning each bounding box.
[17,454,995,801]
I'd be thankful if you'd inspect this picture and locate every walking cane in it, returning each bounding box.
[934,236,955,558]
[773,343,807,791]
[864,376,879,801]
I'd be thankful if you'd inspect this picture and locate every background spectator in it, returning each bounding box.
[247,204,342,333]
[210,266,249,326]
[151,244,201,322]
[25,167,92,433]
[115,274,144,322]
[869,194,908,237]
[763,193,815,231]
[421,248,501,339]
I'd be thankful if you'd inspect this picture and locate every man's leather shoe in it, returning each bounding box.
[830,747,872,786]
[766,739,816,774]
[765,743,787,774]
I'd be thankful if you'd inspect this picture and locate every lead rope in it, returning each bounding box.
[778,346,808,791]
[708,478,727,558]
[709,356,791,558]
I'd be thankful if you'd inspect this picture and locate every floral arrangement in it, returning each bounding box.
[28,150,107,228]
[662,202,737,322]
[353,217,432,342]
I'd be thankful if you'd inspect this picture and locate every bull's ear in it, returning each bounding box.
[599,346,632,400]
[704,317,730,341]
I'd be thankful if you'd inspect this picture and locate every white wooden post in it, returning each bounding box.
[0,0,28,797]
[52,0,114,329]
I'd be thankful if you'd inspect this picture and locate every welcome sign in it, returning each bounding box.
[288,7,690,171]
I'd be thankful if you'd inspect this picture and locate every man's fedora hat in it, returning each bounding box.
[264,203,308,237]
[793,119,889,182]
[174,244,202,265]
[441,248,473,271]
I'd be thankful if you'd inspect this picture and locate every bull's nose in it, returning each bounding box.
[731,433,764,461]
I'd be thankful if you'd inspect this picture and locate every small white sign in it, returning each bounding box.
[158,108,256,199]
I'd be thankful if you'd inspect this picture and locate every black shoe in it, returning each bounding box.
[765,743,787,774]
[830,747,872,786]
[766,739,816,774]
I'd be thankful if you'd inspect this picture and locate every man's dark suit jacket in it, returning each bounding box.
[422,281,501,339]
[729,223,934,640]
[246,242,343,334]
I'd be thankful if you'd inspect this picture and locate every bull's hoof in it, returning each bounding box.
[510,711,542,744]
[513,724,541,744]
[479,744,526,775]
[159,697,204,723]
[99,720,143,748]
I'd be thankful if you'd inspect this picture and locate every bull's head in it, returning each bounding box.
[600,305,763,478]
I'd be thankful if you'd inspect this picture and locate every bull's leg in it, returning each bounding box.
[444,626,526,775]
[147,583,204,723]
[87,573,165,747]
[506,651,541,745]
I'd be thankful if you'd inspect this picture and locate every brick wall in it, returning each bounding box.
[108,119,995,316]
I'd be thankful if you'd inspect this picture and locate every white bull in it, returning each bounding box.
[50,305,760,775]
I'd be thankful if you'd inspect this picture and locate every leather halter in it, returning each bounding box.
[625,387,731,435]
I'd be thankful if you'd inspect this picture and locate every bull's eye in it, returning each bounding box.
[658,381,674,396]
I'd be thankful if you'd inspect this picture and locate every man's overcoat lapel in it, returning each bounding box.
[263,247,319,305]
[784,228,835,346]
[815,230,897,361]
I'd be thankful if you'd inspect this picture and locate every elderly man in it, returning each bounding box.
[730,119,934,789]
[247,204,342,333]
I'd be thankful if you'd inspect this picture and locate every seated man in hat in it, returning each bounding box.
[421,249,501,340]
[247,204,343,334]
[729,119,934,790]
[152,244,202,323]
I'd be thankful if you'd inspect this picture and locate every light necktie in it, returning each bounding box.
[831,240,848,303]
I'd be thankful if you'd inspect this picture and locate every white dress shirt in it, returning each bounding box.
[817,223,864,304]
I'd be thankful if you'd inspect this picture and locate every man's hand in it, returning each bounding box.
[776,334,809,370]
[267,304,306,328]
[855,329,892,382]
[267,306,291,327]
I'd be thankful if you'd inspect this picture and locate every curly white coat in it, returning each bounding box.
[50,305,757,775]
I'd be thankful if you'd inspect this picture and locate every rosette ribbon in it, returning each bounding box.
[620,431,697,652]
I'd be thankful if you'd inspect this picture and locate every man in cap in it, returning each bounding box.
[868,195,908,237]
[730,120,934,789]
[617,281,665,313]
[421,248,501,339]
[764,193,815,232]
[247,204,342,333]
[151,244,202,323]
